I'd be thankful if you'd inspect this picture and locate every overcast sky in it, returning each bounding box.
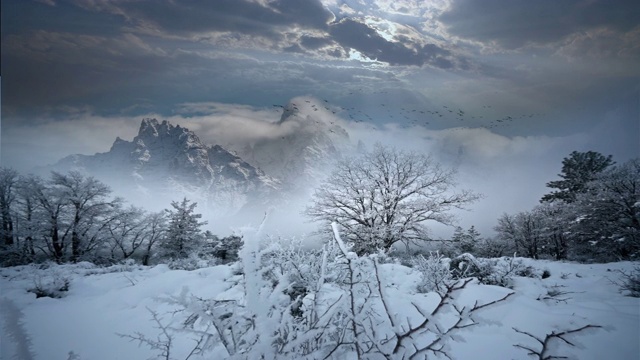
[1,0,639,236]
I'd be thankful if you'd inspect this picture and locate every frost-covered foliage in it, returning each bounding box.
[449,253,540,288]
[0,168,241,267]
[166,254,218,271]
[496,154,639,262]
[411,252,453,293]
[140,224,514,359]
[482,257,540,288]
[474,236,514,258]
[568,159,640,260]
[204,234,243,264]
[541,150,614,203]
[610,265,640,297]
[27,271,71,298]
[305,144,480,255]
[158,198,207,260]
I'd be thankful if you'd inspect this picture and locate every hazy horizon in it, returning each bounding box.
[2,0,638,239]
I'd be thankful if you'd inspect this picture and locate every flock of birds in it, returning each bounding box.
[270,94,545,133]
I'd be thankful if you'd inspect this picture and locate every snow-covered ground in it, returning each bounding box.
[1,259,638,359]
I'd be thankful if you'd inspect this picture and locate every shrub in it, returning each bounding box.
[208,235,243,264]
[449,253,493,282]
[28,273,71,298]
[610,266,640,297]
[166,254,217,271]
[411,252,453,293]
[448,254,541,289]
[483,257,538,288]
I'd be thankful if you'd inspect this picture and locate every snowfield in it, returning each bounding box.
[1,259,638,360]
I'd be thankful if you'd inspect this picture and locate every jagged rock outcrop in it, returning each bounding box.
[55,119,277,214]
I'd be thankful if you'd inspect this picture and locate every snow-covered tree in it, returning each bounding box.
[6,175,41,264]
[306,144,480,255]
[140,211,167,266]
[28,175,69,263]
[160,197,207,259]
[541,151,614,203]
[106,206,170,264]
[206,234,243,263]
[50,171,119,262]
[569,158,640,260]
[0,167,18,246]
[451,225,481,255]
[536,202,570,260]
[495,211,545,259]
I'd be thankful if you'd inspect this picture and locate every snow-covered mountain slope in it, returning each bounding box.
[54,119,278,214]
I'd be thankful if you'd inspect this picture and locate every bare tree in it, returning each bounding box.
[30,175,69,263]
[0,167,18,246]
[495,211,544,259]
[141,211,167,266]
[306,144,480,255]
[10,175,41,263]
[51,171,119,262]
[106,206,168,264]
[107,206,148,261]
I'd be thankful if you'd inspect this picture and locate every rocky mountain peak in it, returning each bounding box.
[52,119,278,215]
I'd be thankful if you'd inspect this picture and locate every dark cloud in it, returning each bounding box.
[440,0,640,50]
[300,35,334,50]
[329,18,455,68]
[79,0,333,39]
[0,22,411,118]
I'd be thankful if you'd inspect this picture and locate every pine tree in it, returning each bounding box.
[541,151,614,203]
[161,197,207,259]
[450,225,481,254]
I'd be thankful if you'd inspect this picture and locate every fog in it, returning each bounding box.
[4,95,625,242]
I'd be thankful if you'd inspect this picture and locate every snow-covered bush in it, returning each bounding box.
[449,254,541,288]
[483,257,539,288]
[449,253,493,281]
[475,236,514,258]
[611,265,640,297]
[206,235,243,264]
[166,254,218,271]
[411,252,453,293]
[28,272,71,298]
[134,223,514,359]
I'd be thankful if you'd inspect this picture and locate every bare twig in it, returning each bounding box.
[512,324,602,360]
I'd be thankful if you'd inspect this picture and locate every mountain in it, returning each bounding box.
[55,118,278,214]
[51,98,353,222]
[234,97,351,191]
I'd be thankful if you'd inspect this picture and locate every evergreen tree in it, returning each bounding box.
[450,225,481,255]
[541,151,614,203]
[161,198,207,259]
[570,158,640,260]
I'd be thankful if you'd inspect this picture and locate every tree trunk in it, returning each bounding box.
[51,224,63,263]
[1,208,13,246]
[72,231,81,263]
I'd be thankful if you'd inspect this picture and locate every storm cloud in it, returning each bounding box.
[439,0,640,51]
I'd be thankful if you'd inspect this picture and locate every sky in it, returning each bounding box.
[1,0,639,236]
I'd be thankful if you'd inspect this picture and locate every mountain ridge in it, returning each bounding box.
[51,101,352,217]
